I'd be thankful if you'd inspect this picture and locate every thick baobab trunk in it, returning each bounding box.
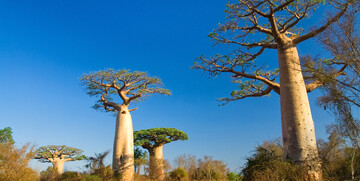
[52,158,65,174]
[277,43,322,180]
[113,105,134,181]
[148,145,165,181]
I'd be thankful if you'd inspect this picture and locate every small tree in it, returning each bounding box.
[34,145,86,174]
[193,156,228,180]
[0,127,14,144]
[174,154,197,178]
[317,125,347,180]
[86,150,114,180]
[81,69,170,180]
[134,128,188,181]
[134,147,148,175]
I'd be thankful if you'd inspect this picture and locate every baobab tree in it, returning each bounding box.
[193,0,355,179]
[33,145,86,174]
[81,69,170,180]
[134,128,188,181]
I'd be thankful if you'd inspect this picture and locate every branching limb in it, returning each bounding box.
[218,85,274,105]
[64,158,75,162]
[293,3,350,44]
[281,7,308,33]
[193,54,280,105]
[304,60,347,93]
[231,70,280,94]
[272,0,296,13]
[110,81,129,103]
[100,90,120,110]
[129,107,138,112]
[212,36,277,49]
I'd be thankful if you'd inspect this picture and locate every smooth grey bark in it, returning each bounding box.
[113,105,134,180]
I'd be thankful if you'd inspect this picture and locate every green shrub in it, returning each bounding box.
[169,167,188,181]
[81,174,103,181]
[60,171,82,181]
[242,141,306,181]
[227,172,242,181]
[40,167,60,181]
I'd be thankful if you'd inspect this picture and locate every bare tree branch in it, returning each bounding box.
[293,4,349,44]
[231,69,280,94]
[100,90,120,110]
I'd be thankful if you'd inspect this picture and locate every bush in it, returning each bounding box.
[0,142,39,181]
[81,174,103,181]
[60,171,82,181]
[169,167,188,181]
[227,172,242,181]
[242,141,306,181]
[40,167,60,181]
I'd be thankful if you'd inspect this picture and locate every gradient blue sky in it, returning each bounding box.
[0,0,335,172]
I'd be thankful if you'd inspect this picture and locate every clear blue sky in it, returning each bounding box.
[0,0,335,172]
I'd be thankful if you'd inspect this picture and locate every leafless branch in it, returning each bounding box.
[293,4,349,44]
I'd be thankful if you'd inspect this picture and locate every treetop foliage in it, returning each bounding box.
[34,145,86,163]
[193,0,355,104]
[134,128,188,149]
[0,127,14,144]
[80,69,171,112]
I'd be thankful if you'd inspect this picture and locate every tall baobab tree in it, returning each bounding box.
[193,0,356,180]
[33,145,86,174]
[81,69,170,180]
[134,128,188,181]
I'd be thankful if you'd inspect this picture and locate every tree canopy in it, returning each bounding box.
[0,127,14,144]
[34,145,86,162]
[134,128,188,149]
[80,69,171,111]
[193,0,354,104]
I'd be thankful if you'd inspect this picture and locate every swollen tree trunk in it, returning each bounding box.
[113,105,134,181]
[148,145,165,181]
[277,40,322,180]
[52,158,65,174]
